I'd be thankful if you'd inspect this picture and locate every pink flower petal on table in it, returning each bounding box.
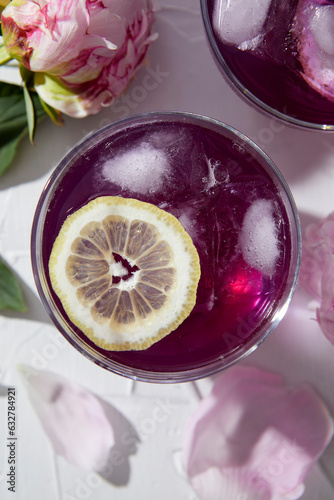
[18,365,115,471]
[316,260,334,345]
[300,212,334,345]
[183,366,333,500]
[317,307,334,346]
[300,244,323,300]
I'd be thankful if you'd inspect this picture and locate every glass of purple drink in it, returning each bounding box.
[201,0,334,130]
[31,112,301,382]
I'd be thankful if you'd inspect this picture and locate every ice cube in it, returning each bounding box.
[239,199,280,276]
[213,0,272,48]
[294,1,334,102]
[102,142,170,195]
[177,206,198,242]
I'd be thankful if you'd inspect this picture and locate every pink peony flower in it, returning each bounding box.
[183,366,333,500]
[1,0,157,117]
[300,212,334,345]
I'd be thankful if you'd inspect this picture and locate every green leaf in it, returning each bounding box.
[0,130,27,174]
[0,258,27,312]
[22,82,35,144]
[0,82,46,175]
[39,95,64,126]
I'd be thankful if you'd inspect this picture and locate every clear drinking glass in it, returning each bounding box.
[201,0,334,130]
[31,112,301,382]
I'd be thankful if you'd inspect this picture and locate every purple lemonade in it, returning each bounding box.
[202,0,334,129]
[31,113,300,382]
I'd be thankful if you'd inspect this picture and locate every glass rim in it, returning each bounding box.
[200,0,334,132]
[31,110,302,383]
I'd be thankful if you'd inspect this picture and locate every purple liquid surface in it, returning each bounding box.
[207,0,334,126]
[42,119,292,374]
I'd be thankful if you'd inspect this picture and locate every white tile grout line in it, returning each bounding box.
[53,454,63,500]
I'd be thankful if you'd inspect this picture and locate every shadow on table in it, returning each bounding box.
[0,110,110,191]
[96,396,140,487]
[1,272,52,326]
[0,384,10,396]
[243,109,334,186]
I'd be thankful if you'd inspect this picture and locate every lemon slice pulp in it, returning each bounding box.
[49,196,201,351]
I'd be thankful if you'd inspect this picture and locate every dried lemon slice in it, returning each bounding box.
[49,196,201,351]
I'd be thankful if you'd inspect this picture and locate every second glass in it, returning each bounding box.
[201,0,334,130]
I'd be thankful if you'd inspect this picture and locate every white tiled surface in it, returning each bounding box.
[1,1,334,498]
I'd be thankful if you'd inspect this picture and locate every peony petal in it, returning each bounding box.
[88,8,126,47]
[191,466,268,500]
[183,366,334,500]
[30,0,91,72]
[301,213,334,344]
[18,364,115,470]
[299,244,323,300]
[317,307,334,345]
[317,261,334,345]
[2,0,90,71]
[320,261,334,310]
[2,0,117,73]
[34,72,113,117]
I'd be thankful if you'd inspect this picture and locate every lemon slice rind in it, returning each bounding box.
[49,196,201,351]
